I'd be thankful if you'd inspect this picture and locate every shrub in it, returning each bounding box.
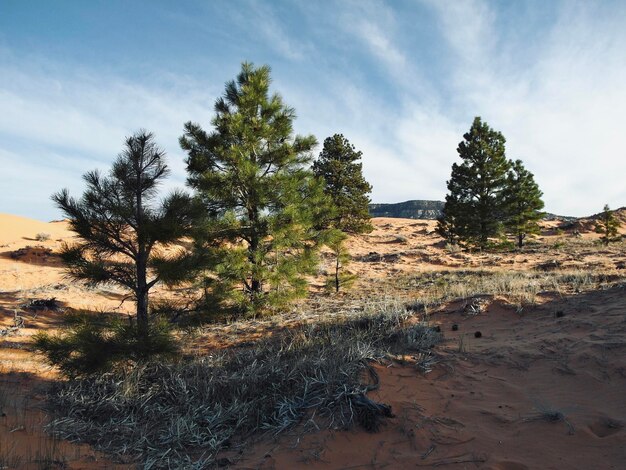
[487,238,516,251]
[445,242,461,253]
[33,313,178,377]
[35,232,51,242]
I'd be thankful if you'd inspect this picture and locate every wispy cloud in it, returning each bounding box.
[416,0,626,214]
[251,1,309,61]
[1,1,625,219]
[0,58,218,219]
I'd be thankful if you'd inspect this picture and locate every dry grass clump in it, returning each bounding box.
[405,269,621,313]
[44,305,441,468]
[35,232,51,242]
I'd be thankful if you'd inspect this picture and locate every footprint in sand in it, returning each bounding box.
[588,417,624,438]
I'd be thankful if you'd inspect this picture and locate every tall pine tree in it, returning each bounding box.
[52,131,199,338]
[313,134,373,234]
[313,134,372,292]
[181,62,326,315]
[438,117,511,249]
[503,159,545,248]
[595,204,620,245]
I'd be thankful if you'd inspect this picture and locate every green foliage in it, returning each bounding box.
[181,63,327,315]
[324,229,356,293]
[438,117,546,251]
[33,313,178,377]
[313,134,373,234]
[439,117,511,249]
[52,131,200,336]
[312,134,372,293]
[487,237,516,251]
[503,159,545,247]
[436,214,456,245]
[595,204,620,245]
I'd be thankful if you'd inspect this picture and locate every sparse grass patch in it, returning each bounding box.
[522,400,575,435]
[35,232,51,242]
[445,242,461,253]
[402,269,622,313]
[44,304,441,468]
[393,235,408,244]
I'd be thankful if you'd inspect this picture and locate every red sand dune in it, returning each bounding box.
[1,213,625,468]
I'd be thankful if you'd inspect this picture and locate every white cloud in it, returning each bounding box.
[417,0,626,215]
[0,60,219,219]
[352,17,407,73]
[1,1,626,220]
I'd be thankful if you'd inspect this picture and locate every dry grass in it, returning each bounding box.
[401,269,621,314]
[5,224,624,467]
[43,303,442,468]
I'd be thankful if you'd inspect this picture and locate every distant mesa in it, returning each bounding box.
[369,200,580,221]
[369,200,444,220]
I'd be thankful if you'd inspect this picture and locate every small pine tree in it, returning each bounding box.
[313,134,373,234]
[324,229,356,293]
[52,131,200,338]
[503,159,545,248]
[181,62,327,315]
[595,204,620,245]
[439,117,511,249]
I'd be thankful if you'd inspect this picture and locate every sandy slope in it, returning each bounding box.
[238,288,626,469]
[1,212,626,468]
[0,214,71,246]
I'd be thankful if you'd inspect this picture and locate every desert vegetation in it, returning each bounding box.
[42,306,441,468]
[437,117,545,249]
[595,204,620,245]
[1,61,625,469]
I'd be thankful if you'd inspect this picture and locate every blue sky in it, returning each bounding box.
[1,0,625,220]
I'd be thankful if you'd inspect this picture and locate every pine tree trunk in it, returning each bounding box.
[248,199,263,296]
[335,252,340,293]
[135,145,149,339]
[249,236,263,295]
[518,233,524,248]
[480,221,487,250]
[136,272,149,339]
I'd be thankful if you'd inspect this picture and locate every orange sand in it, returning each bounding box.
[1,212,625,468]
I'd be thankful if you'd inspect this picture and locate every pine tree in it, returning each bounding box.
[312,134,372,292]
[595,204,620,245]
[181,62,326,315]
[503,159,545,248]
[324,229,356,293]
[439,117,511,249]
[313,134,373,234]
[52,131,200,338]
